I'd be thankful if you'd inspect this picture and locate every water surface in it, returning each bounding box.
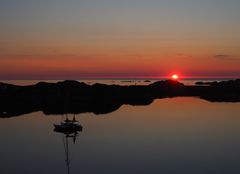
[1,97,240,174]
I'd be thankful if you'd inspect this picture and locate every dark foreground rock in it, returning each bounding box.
[0,79,239,118]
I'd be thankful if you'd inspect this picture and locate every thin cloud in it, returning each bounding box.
[214,54,239,61]
[214,54,231,58]
[0,53,98,60]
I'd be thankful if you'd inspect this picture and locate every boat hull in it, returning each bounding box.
[54,124,82,133]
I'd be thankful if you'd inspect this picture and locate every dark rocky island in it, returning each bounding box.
[0,79,240,118]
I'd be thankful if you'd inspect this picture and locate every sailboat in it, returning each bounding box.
[54,114,82,133]
[54,114,82,174]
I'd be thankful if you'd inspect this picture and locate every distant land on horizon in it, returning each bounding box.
[0,76,239,81]
[0,79,239,118]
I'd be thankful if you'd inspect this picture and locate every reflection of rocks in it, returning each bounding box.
[0,79,240,118]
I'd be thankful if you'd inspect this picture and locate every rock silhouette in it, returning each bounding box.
[0,79,240,118]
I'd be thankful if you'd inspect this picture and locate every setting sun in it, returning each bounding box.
[172,74,179,80]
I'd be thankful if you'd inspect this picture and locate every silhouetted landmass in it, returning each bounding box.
[195,81,218,85]
[0,79,240,118]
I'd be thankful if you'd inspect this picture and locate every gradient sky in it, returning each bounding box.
[0,0,240,79]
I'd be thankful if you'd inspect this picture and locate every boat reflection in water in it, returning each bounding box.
[54,114,82,174]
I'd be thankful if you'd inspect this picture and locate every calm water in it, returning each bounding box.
[0,80,240,174]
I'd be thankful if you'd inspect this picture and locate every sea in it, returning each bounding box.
[0,79,240,174]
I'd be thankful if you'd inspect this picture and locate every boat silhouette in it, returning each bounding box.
[54,114,82,133]
[54,114,82,174]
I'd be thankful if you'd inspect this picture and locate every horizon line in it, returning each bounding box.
[0,76,239,81]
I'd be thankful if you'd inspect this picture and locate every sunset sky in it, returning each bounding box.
[0,0,239,79]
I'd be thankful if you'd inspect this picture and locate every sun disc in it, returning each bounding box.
[172,74,179,79]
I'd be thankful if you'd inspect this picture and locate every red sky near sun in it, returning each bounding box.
[0,1,239,79]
